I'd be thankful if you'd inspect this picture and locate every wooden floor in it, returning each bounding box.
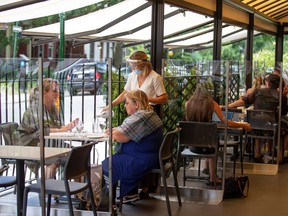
[1,162,288,216]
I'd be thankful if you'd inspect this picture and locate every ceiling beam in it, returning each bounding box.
[0,0,47,12]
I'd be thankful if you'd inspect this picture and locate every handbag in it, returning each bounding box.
[224,176,249,199]
[85,149,103,209]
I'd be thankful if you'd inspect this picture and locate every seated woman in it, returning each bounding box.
[185,83,251,185]
[101,90,163,208]
[16,78,79,178]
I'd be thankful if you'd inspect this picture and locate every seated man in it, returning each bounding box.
[101,90,163,210]
[228,74,287,162]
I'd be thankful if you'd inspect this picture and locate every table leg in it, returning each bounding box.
[16,159,25,216]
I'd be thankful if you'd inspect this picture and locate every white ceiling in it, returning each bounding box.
[1,0,259,50]
[0,0,103,23]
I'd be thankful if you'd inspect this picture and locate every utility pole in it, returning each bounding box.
[59,13,65,60]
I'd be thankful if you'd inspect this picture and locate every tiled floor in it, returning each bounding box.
[1,161,288,216]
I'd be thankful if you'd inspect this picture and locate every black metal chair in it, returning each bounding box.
[0,175,17,188]
[0,122,19,176]
[178,121,219,187]
[152,127,182,216]
[119,128,182,216]
[245,109,278,163]
[0,165,16,190]
[22,143,98,216]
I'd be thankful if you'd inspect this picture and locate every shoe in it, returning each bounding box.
[139,190,149,199]
[206,178,222,186]
[122,194,140,204]
[202,168,209,175]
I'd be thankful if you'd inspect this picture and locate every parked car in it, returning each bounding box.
[66,62,106,96]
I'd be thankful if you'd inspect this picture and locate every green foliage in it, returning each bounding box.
[125,45,149,60]
[222,41,245,61]
[0,31,9,55]
[101,68,127,127]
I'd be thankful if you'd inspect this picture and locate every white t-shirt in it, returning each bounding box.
[124,70,166,105]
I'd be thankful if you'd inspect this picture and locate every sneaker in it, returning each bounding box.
[122,194,140,204]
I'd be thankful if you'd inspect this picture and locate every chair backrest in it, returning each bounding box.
[0,122,19,146]
[64,142,95,180]
[160,128,181,161]
[246,110,277,131]
[179,121,218,148]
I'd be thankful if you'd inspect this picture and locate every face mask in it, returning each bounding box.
[134,69,143,75]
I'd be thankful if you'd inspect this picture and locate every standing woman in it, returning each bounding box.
[102,51,167,200]
[104,50,167,110]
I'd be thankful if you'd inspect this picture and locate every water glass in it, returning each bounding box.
[98,118,106,133]
[76,120,84,133]
[92,118,98,133]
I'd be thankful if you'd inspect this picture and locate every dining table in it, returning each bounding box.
[44,131,108,142]
[0,145,72,216]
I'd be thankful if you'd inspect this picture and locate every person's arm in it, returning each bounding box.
[49,118,79,132]
[102,90,127,112]
[213,101,251,131]
[148,93,167,104]
[227,99,245,108]
[111,90,126,107]
[104,127,130,143]
[111,128,130,143]
[151,74,168,104]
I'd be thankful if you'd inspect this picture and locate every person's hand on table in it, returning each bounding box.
[57,118,79,132]
[241,122,251,132]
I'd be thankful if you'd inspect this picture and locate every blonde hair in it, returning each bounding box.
[125,90,153,111]
[29,78,59,103]
[129,51,153,76]
[253,76,262,89]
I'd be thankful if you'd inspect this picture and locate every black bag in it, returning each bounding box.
[224,176,249,199]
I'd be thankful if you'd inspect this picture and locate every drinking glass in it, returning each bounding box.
[92,118,98,133]
[238,113,245,122]
[76,120,84,133]
[98,118,106,133]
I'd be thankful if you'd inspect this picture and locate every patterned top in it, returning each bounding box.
[117,110,162,142]
[16,92,61,146]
